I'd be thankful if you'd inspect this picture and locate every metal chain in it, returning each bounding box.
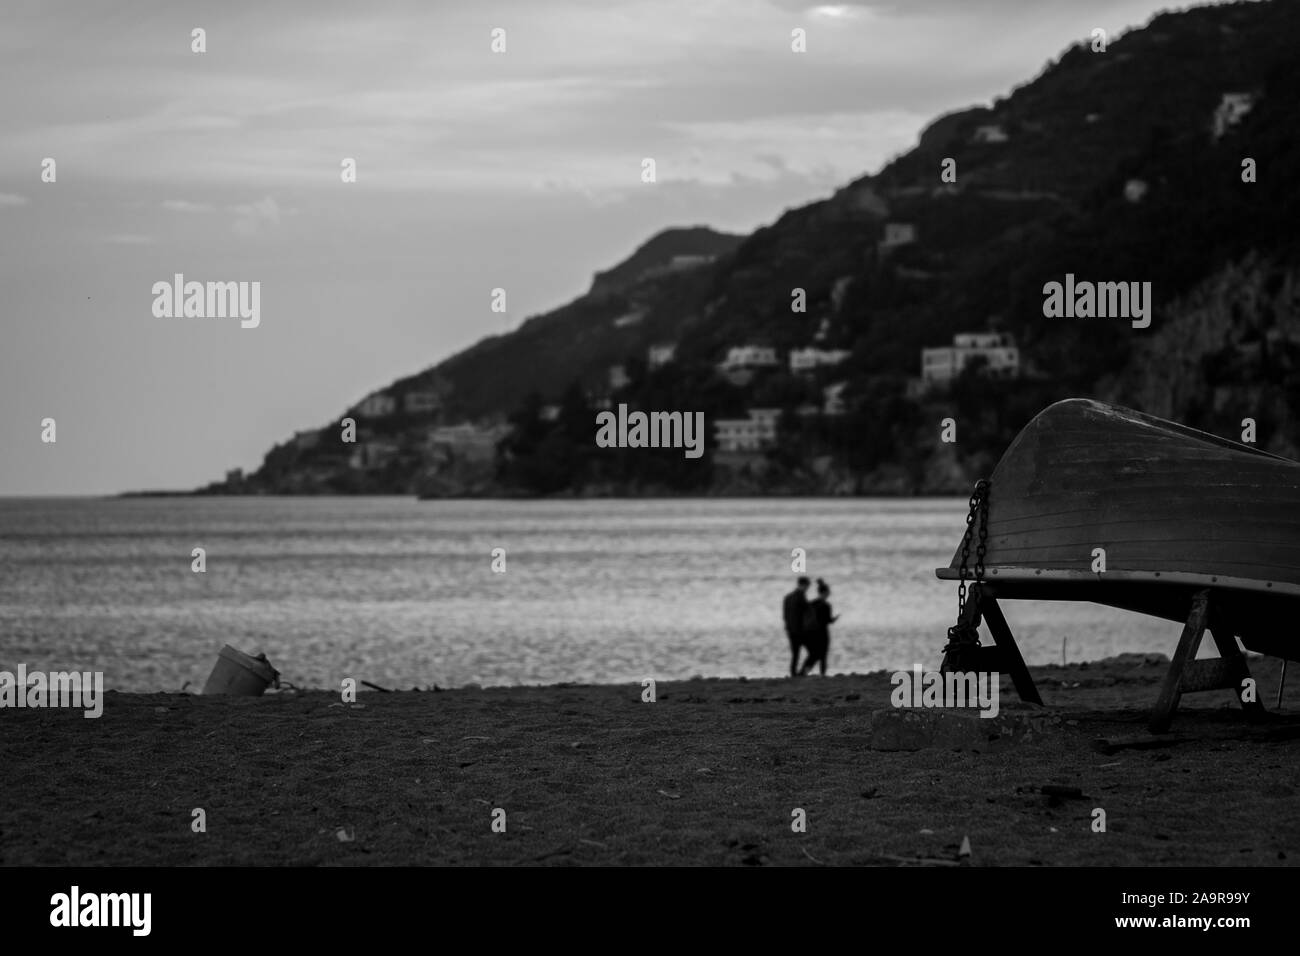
[955,479,990,620]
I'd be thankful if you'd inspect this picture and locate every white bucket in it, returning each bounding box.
[202,645,280,696]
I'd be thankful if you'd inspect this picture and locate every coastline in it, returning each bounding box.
[3,654,1297,866]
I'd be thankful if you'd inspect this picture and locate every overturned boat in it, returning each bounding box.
[936,398,1300,729]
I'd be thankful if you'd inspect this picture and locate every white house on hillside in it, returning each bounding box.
[822,382,848,416]
[1123,179,1149,203]
[920,332,1019,390]
[789,347,850,373]
[648,343,677,369]
[404,391,440,414]
[638,254,716,282]
[349,438,401,470]
[1212,92,1254,139]
[878,222,917,254]
[426,423,507,464]
[352,391,397,418]
[972,123,1009,143]
[719,346,779,370]
[714,408,781,452]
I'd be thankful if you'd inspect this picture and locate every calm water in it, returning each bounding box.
[0,497,1176,691]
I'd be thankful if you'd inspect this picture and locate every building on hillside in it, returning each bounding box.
[292,429,321,450]
[919,332,1020,391]
[831,277,853,313]
[1212,92,1254,139]
[647,343,677,369]
[877,222,917,255]
[638,255,716,282]
[352,391,396,419]
[822,382,848,416]
[404,391,441,415]
[713,408,781,452]
[426,423,507,464]
[971,123,1009,144]
[719,346,779,370]
[612,309,647,328]
[954,331,1013,350]
[539,404,561,422]
[348,438,401,471]
[789,348,851,373]
[1123,179,1149,203]
[609,364,631,390]
[835,183,890,217]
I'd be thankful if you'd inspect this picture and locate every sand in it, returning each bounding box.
[2,654,1298,866]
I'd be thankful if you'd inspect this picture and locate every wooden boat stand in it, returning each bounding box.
[1148,588,1267,733]
[949,584,1042,706]
[952,585,1266,732]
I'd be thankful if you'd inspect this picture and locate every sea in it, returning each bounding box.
[0,496,1176,692]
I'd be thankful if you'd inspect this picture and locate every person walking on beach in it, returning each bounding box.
[799,578,839,676]
[782,576,811,677]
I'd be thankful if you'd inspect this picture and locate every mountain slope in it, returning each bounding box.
[209,0,1300,497]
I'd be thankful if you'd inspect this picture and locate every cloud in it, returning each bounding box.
[810,5,869,18]
[162,199,214,213]
[104,233,154,245]
[0,193,29,206]
[230,196,281,236]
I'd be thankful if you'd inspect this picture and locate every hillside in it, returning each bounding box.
[205,0,1300,498]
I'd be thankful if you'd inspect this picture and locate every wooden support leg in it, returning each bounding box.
[1209,626,1268,723]
[1149,590,1209,734]
[981,595,1043,706]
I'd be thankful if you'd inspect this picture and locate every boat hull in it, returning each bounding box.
[936,399,1300,658]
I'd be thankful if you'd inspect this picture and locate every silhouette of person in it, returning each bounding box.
[782,576,811,677]
[799,579,839,676]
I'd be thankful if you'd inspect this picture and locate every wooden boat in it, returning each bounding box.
[937,398,1300,660]
[935,398,1300,730]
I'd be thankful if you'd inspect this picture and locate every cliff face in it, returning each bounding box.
[210,0,1300,498]
[1108,258,1300,457]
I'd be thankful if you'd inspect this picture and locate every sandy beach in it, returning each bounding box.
[2,654,1298,867]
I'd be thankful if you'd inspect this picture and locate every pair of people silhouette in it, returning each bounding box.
[781,577,838,677]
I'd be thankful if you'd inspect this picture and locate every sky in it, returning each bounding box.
[0,0,1223,494]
